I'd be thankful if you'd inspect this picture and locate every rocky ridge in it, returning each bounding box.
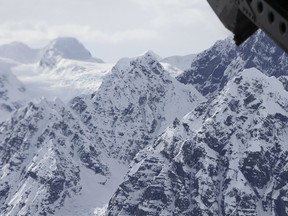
[0,52,203,215]
[107,68,288,216]
[177,31,288,98]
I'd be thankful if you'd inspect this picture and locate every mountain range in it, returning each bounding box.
[0,30,288,216]
[0,46,202,215]
[0,37,113,122]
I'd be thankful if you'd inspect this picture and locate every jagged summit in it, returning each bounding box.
[39,37,104,68]
[138,50,162,61]
[0,47,203,215]
[46,37,93,61]
[109,51,165,83]
[115,50,162,69]
[0,42,40,64]
[112,51,162,76]
[75,52,204,161]
[177,30,288,98]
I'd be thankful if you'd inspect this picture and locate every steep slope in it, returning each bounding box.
[70,51,204,162]
[106,68,288,216]
[0,52,204,215]
[39,37,104,69]
[0,98,115,215]
[0,58,29,122]
[178,30,288,97]
[0,42,40,64]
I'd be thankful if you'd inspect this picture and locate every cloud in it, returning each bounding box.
[129,0,222,29]
[0,22,158,47]
[0,0,230,61]
[100,29,158,43]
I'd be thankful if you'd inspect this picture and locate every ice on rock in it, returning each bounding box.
[0,50,203,215]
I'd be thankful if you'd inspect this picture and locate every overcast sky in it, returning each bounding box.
[0,0,230,62]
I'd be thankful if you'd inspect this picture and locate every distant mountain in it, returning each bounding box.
[139,50,162,62]
[177,30,288,97]
[0,42,40,64]
[0,58,29,122]
[0,38,111,121]
[106,68,288,216]
[1,38,111,102]
[39,37,104,69]
[0,52,203,215]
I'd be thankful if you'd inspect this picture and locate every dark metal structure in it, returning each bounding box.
[208,0,288,52]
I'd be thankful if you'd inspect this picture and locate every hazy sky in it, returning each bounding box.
[0,0,230,62]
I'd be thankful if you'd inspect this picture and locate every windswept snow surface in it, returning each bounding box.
[12,60,114,102]
[161,53,196,71]
[0,38,112,103]
[159,53,196,78]
[160,62,184,78]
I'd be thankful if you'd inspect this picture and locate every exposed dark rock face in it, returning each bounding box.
[1,28,288,216]
[0,52,202,215]
[177,31,288,98]
[70,52,203,162]
[107,69,288,216]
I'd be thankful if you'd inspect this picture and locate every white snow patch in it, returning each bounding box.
[12,60,114,102]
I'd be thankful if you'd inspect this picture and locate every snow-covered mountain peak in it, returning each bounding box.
[177,30,288,98]
[48,37,92,60]
[213,35,234,52]
[110,51,164,80]
[39,37,104,68]
[138,50,162,61]
[140,50,162,64]
[208,68,287,118]
[71,52,204,162]
[0,44,204,215]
